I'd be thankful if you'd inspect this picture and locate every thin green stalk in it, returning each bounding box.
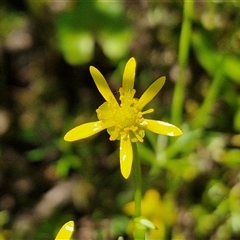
[133,143,141,217]
[132,143,145,240]
[171,0,194,126]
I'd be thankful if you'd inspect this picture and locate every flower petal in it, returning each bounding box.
[136,76,166,110]
[145,119,183,136]
[120,135,133,179]
[55,221,74,240]
[64,121,105,142]
[89,66,118,105]
[122,57,136,96]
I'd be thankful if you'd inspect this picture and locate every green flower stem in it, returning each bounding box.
[134,223,146,240]
[171,0,194,126]
[133,143,141,217]
[132,143,145,240]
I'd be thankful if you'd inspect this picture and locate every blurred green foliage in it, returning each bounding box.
[0,0,240,239]
[55,0,132,64]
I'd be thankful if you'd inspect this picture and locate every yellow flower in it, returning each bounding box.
[123,189,176,240]
[64,57,182,179]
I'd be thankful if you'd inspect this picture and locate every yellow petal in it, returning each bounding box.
[145,119,183,136]
[55,221,74,240]
[122,57,136,96]
[89,66,118,105]
[120,136,133,179]
[136,77,166,110]
[64,121,105,142]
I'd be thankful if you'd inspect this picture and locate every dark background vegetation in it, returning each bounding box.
[0,0,240,239]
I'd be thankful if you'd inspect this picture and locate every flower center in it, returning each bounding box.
[115,105,136,128]
[96,89,153,143]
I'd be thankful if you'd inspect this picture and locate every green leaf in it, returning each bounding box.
[55,0,132,64]
[221,149,240,167]
[56,155,81,177]
[192,31,240,82]
[26,148,47,162]
[58,31,94,65]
